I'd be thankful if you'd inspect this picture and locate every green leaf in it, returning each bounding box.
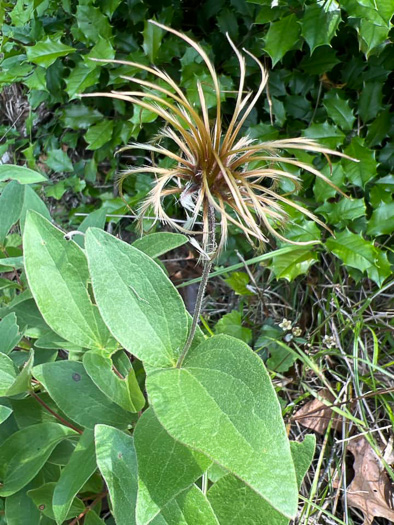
[270,248,318,281]
[75,4,112,44]
[301,2,341,53]
[53,430,97,525]
[302,122,345,149]
[23,211,115,350]
[343,138,377,188]
[291,435,316,488]
[132,232,188,259]
[323,91,355,131]
[0,181,24,245]
[65,62,100,99]
[367,202,394,236]
[326,229,391,286]
[207,436,316,525]
[85,228,188,368]
[33,361,134,429]
[28,482,84,521]
[0,313,22,355]
[0,165,47,184]
[25,37,75,68]
[301,46,340,74]
[214,311,252,344]
[60,105,103,130]
[134,408,211,525]
[95,425,138,525]
[316,198,366,227]
[358,82,383,123]
[6,350,34,396]
[19,185,52,233]
[5,483,41,525]
[151,485,219,525]
[45,149,74,173]
[366,108,391,147]
[143,19,164,63]
[85,120,114,150]
[83,351,145,413]
[0,405,12,424]
[359,19,389,58]
[264,15,301,67]
[0,353,17,395]
[147,335,298,519]
[0,423,76,496]
[224,272,254,296]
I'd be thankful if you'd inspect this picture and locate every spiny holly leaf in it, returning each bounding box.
[270,248,319,281]
[301,2,341,53]
[343,138,377,189]
[264,15,301,67]
[367,202,394,236]
[85,120,114,150]
[323,91,355,131]
[326,229,391,287]
[25,37,75,68]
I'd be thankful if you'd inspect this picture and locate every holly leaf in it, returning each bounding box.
[367,202,394,236]
[326,229,391,287]
[85,120,114,150]
[264,15,301,67]
[301,2,341,53]
[25,37,75,68]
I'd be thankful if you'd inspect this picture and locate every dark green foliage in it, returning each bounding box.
[1,0,393,282]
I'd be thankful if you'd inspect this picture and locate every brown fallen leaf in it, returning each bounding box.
[346,436,394,525]
[292,389,342,434]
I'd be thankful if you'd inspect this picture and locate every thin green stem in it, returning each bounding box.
[176,203,216,368]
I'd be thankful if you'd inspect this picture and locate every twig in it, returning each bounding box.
[30,390,83,434]
[69,490,108,525]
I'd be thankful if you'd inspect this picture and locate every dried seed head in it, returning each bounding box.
[83,21,357,253]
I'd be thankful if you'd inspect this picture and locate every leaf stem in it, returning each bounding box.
[176,203,216,368]
[30,390,83,434]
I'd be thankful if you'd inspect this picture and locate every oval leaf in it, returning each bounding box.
[83,351,145,413]
[146,335,298,519]
[95,425,138,525]
[23,211,115,351]
[0,422,76,496]
[85,228,188,368]
[53,430,97,525]
[0,165,48,184]
[33,361,134,429]
[135,408,211,525]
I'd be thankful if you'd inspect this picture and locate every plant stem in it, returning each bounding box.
[30,390,83,434]
[176,203,216,368]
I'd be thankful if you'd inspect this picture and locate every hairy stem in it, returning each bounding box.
[176,203,216,368]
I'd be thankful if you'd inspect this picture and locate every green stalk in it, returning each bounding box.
[177,203,216,368]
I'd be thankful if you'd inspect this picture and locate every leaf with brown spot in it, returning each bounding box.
[346,436,394,525]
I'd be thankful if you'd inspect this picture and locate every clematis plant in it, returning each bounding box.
[84,20,354,362]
